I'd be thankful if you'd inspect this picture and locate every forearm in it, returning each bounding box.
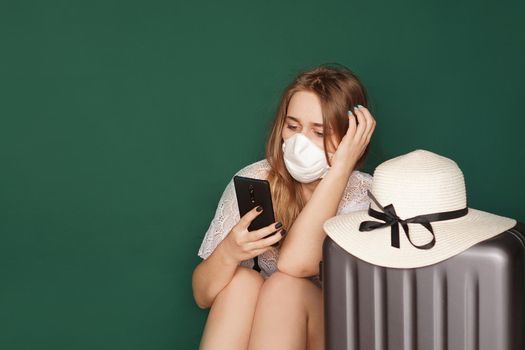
[192,242,240,309]
[277,165,354,277]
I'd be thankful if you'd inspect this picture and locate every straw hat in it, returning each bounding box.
[323,149,517,268]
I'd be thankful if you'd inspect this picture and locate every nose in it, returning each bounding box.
[284,130,308,141]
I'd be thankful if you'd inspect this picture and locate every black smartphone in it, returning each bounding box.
[233,175,280,247]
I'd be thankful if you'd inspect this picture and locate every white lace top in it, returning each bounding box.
[197,158,374,288]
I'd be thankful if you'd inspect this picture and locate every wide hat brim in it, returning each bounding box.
[323,206,517,269]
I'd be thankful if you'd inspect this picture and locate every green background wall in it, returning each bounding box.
[1,0,523,349]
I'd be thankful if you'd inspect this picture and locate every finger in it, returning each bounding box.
[247,229,284,250]
[352,106,367,142]
[250,245,271,257]
[365,119,376,145]
[358,107,376,142]
[346,110,357,141]
[365,126,374,145]
[238,205,263,230]
[248,221,283,242]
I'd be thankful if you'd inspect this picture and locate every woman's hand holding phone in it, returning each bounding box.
[220,205,286,265]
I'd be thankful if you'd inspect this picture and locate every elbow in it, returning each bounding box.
[192,288,211,310]
[192,267,211,310]
[192,289,207,310]
[193,295,206,309]
[195,298,210,310]
[193,288,211,309]
[277,258,317,278]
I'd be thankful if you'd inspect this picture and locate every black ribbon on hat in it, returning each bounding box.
[358,190,469,250]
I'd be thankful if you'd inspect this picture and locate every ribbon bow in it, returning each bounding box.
[358,190,469,250]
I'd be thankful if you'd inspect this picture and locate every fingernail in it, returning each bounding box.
[348,110,353,116]
[354,106,359,110]
[275,222,282,229]
[357,104,364,108]
[281,229,287,237]
[256,205,263,212]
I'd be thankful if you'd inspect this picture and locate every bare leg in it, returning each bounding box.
[199,266,265,350]
[305,282,324,350]
[248,271,324,350]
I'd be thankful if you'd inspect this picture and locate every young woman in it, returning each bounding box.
[192,63,377,350]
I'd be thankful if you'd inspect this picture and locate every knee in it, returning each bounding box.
[216,266,265,300]
[232,266,265,287]
[259,270,309,300]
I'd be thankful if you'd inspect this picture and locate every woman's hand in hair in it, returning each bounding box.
[330,105,376,173]
[220,205,285,265]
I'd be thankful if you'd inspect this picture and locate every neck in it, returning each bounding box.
[301,179,321,200]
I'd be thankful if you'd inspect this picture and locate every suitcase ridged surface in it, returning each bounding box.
[322,222,525,350]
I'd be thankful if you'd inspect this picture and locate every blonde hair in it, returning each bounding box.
[264,63,371,239]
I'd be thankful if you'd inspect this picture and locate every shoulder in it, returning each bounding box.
[348,169,373,188]
[234,158,271,180]
[338,170,373,214]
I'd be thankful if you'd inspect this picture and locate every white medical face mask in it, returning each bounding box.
[281,133,334,183]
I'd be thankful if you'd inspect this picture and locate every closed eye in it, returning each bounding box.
[286,124,324,137]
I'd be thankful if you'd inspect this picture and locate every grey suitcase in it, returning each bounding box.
[320,221,525,350]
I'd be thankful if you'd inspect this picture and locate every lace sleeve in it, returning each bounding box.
[197,177,240,260]
[337,171,374,215]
